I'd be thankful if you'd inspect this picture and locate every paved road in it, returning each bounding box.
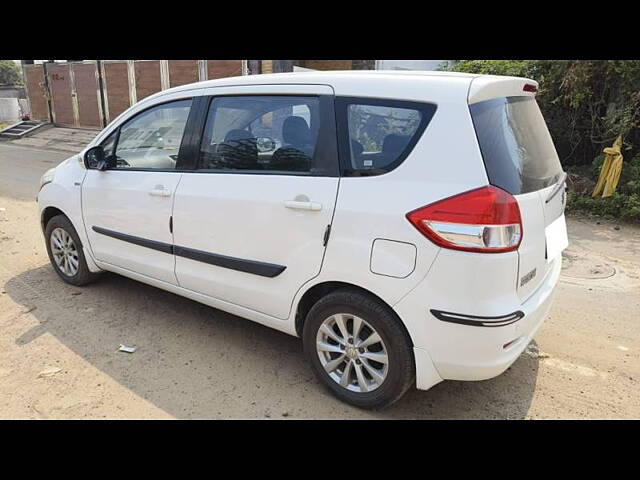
[0,143,71,201]
[0,143,638,419]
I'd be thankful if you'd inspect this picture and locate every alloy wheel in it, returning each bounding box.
[316,313,389,393]
[50,227,79,277]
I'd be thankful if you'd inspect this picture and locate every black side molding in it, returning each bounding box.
[430,309,525,327]
[173,246,286,278]
[92,226,173,254]
[91,226,286,278]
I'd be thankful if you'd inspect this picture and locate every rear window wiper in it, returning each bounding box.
[545,172,568,204]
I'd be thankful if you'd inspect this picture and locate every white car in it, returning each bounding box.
[37,71,568,408]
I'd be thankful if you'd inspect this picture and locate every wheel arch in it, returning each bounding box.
[294,281,414,349]
[40,203,102,274]
[41,205,70,232]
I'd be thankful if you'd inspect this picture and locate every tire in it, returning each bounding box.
[44,214,100,286]
[303,288,415,409]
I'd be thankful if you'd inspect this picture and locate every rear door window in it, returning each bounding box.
[197,95,338,176]
[469,96,563,194]
[336,97,437,176]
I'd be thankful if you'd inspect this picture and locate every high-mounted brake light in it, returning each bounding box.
[406,186,523,253]
[523,83,538,93]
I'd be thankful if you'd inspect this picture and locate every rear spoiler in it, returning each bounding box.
[468,76,539,105]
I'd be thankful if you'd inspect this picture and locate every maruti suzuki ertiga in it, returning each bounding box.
[37,71,568,408]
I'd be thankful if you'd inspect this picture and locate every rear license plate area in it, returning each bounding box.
[545,214,568,263]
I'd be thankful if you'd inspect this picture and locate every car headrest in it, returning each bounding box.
[282,116,311,146]
[382,134,410,155]
[351,139,364,156]
[224,129,254,142]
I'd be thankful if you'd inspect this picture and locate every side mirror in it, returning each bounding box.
[84,146,116,170]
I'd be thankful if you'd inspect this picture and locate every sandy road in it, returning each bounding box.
[0,142,638,419]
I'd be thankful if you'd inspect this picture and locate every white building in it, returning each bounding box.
[375,60,454,71]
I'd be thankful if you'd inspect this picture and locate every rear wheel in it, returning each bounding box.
[45,215,99,286]
[303,289,415,409]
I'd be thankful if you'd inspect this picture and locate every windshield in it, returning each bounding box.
[470,96,563,195]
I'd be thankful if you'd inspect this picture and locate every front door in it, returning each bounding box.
[172,88,340,319]
[81,98,193,284]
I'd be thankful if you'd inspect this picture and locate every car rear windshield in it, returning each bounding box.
[469,96,563,195]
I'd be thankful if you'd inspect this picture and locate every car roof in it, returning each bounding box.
[91,70,536,148]
[149,70,475,95]
[133,70,536,118]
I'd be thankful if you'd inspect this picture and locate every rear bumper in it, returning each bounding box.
[396,252,562,388]
[435,268,556,381]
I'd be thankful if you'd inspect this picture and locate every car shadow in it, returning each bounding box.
[5,265,539,419]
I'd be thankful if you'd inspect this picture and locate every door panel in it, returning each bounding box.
[172,86,338,320]
[82,171,182,284]
[134,60,162,101]
[24,65,49,122]
[206,60,242,79]
[515,191,547,302]
[47,64,75,126]
[173,174,338,319]
[169,60,199,87]
[515,183,567,302]
[71,63,102,128]
[103,62,131,123]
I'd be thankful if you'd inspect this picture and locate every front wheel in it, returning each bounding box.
[303,289,415,409]
[45,214,100,286]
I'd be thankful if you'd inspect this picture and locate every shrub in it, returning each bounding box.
[566,191,640,221]
[445,60,640,167]
[446,60,640,222]
[0,60,23,86]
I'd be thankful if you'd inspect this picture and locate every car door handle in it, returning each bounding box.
[284,200,322,211]
[149,186,171,197]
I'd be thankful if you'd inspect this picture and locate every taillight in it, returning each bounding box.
[406,186,522,253]
[523,83,538,93]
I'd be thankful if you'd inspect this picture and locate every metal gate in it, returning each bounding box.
[43,61,103,128]
[134,60,162,102]
[22,64,50,122]
[168,60,199,88]
[101,61,130,124]
[25,60,245,129]
[207,60,242,79]
[47,63,75,126]
[71,62,103,128]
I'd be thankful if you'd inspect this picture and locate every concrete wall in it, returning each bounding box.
[0,86,26,99]
[0,98,21,122]
[376,60,454,71]
[22,60,244,128]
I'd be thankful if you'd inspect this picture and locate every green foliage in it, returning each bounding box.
[618,154,640,196]
[591,154,605,179]
[446,60,640,222]
[580,153,640,218]
[567,191,640,221]
[564,153,640,221]
[0,61,23,86]
[446,60,640,166]
[440,60,540,78]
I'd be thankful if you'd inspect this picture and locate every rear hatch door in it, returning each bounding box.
[469,91,567,302]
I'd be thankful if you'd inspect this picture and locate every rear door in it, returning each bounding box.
[469,93,567,301]
[172,85,340,319]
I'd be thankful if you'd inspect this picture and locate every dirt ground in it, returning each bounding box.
[1,142,639,419]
